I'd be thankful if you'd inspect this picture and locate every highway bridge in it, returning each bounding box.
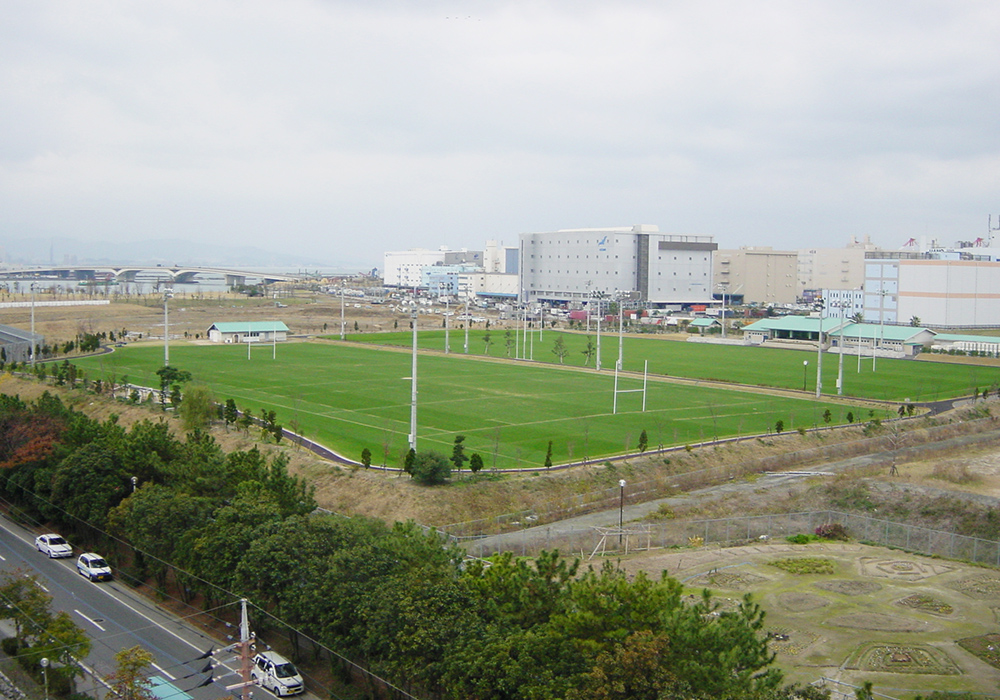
[0,265,298,286]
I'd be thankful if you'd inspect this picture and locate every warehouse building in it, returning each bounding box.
[519,224,717,307]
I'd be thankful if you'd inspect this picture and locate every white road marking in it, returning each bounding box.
[152,662,176,680]
[75,610,106,632]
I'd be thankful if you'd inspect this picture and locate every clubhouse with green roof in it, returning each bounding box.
[207,321,289,344]
[742,317,936,357]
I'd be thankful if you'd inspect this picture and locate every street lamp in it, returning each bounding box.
[40,657,49,700]
[802,360,809,391]
[618,479,626,547]
[162,289,174,366]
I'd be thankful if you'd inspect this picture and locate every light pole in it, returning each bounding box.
[815,301,824,399]
[340,282,346,340]
[409,310,418,451]
[617,299,624,371]
[802,360,809,391]
[835,300,847,395]
[40,657,49,700]
[463,298,469,353]
[444,297,450,354]
[618,479,626,547]
[875,287,887,372]
[717,284,728,339]
[29,282,37,367]
[162,289,174,366]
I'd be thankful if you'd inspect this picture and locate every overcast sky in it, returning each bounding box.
[2,1,998,267]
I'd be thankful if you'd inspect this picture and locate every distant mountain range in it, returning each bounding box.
[0,237,362,270]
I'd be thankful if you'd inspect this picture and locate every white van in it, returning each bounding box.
[251,651,304,696]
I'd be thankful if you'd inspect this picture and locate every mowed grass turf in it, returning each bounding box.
[76,341,854,469]
[348,329,1000,403]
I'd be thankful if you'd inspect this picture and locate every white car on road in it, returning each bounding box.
[77,553,113,581]
[34,534,72,558]
[251,652,304,696]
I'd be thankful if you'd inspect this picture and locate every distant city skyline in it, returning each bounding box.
[2,2,998,266]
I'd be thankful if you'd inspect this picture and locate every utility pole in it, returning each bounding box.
[29,283,37,367]
[239,599,252,700]
[224,599,255,700]
[163,289,174,366]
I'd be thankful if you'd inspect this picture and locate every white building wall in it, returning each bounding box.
[821,289,864,319]
[383,249,447,287]
[519,225,715,305]
[897,260,1000,327]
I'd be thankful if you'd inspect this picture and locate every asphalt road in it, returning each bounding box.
[0,517,245,700]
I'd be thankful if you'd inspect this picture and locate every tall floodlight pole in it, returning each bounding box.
[836,301,846,395]
[719,285,727,339]
[617,297,624,371]
[409,310,418,451]
[444,297,450,354]
[29,283,37,366]
[463,299,469,353]
[875,288,887,372]
[815,312,823,399]
[596,302,603,371]
[163,289,174,366]
[340,282,346,340]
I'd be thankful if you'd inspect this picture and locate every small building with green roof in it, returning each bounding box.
[207,321,289,344]
[931,333,1000,356]
[742,317,934,357]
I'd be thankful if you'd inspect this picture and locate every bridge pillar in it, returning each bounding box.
[225,274,246,287]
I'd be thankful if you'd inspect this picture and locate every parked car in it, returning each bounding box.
[34,534,72,558]
[251,652,304,696]
[76,553,112,581]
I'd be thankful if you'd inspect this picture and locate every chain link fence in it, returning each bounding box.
[440,416,1000,540]
[460,509,1000,565]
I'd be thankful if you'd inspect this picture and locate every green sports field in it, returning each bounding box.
[75,341,857,470]
[350,329,998,403]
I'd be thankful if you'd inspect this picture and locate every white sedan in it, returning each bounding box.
[34,534,73,558]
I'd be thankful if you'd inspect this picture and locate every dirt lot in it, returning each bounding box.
[620,542,1000,696]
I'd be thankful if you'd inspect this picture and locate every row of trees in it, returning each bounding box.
[0,391,830,699]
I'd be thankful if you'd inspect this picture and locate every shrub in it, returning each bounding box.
[815,523,849,541]
[411,450,451,485]
[786,533,820,545]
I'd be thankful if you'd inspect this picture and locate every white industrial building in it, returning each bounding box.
[519,224,717,307]
[865,252,1000,328]
[820,289,865,320]
[383,248,483,288]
